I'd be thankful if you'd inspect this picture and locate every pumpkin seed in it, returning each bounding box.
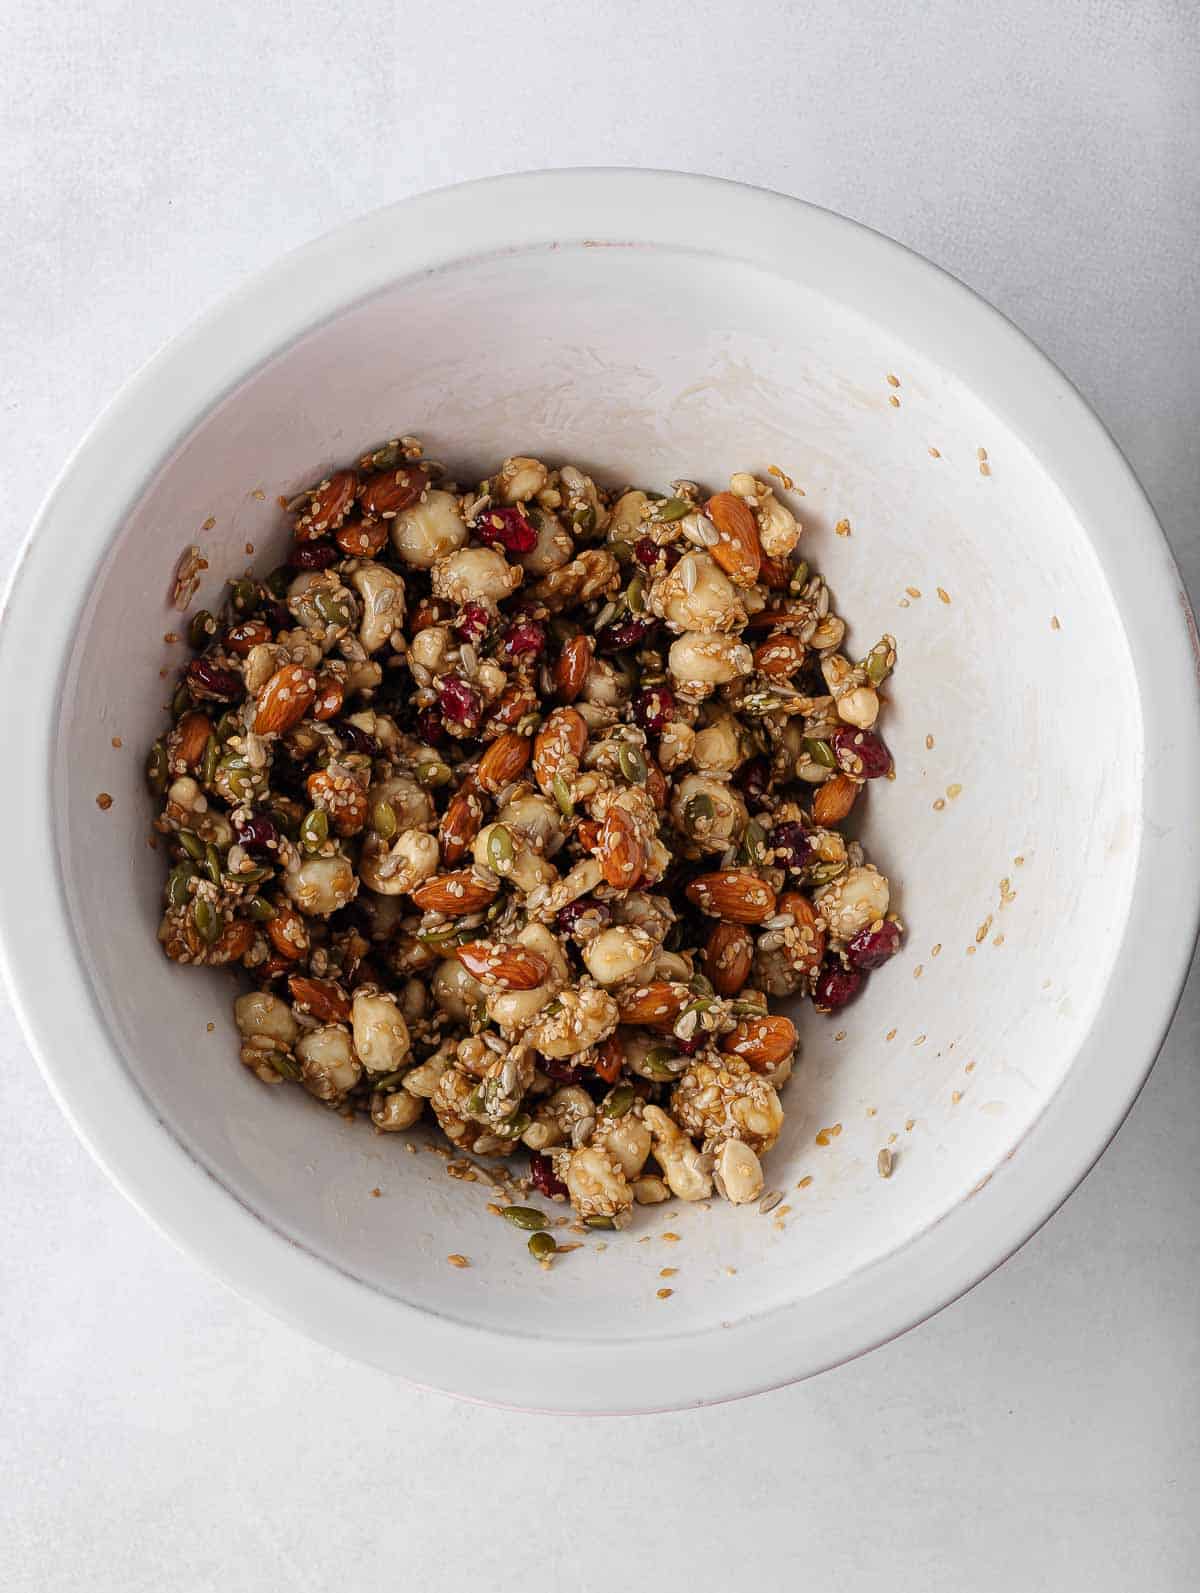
[466,1086,485,1115]
[486,824,515,872]
[809,860,848,886]
[683,996,714,1017]
[146,740,168,795]
[732,997,769,1017]
[528,1231,558,1261]
[502,1205,549,1231]
[200,733,220,788]
[218,754,258,803]
[188,610,217,650]
[368,439,403,470]
[416,923,468,947]
[804,737,837,769]
[685,792,715,828]
[417,760,452,788]
[551,773,574,818]
[494,1111,531,1139]
[171,680,192,719]
[264,567,290,599]
[788,560,810,593]
[603,1085,636,1118]
[641,1047,678,1079]
[372,1069,409,1092]
[626,574,646,614]
[585,1215,616,1230]
[618,744,647,785]
[523,504,543,530]
[300,808,329,852]
[610,540,634,566]
[542,997,564,1018]
[226,863,271,887]
[572,504,596,532]
[229,576,259,615]
[203,842,223,887]
[246,896,277,923]
[689,972,715,998]
[165,864,196,908]
[741,818,768,866]
[863,638,895,686]
[654,497,691,523]
[372,799,398,840]
[270,1049,303,1082]
[314,591,350,627]
[191,897,220,945]
[215,709,241,742]
[177,829,206,862]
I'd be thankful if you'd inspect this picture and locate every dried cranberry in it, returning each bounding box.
[265,601,293,633]
[833,727,892,780]
[813,964,864,1012]
[288,540,339,570]
[416,707,446,744]
[456,602,491,644]
[633,537,660,568]
[597,617,653,654]
[503,620,546,659]
[735,756,771,804]
[632,684,675,735]
[233,811,279,854]
[770,821,811,873]
[556,897,612,938]
[846,920,902,971]
[530,1149,569,1197]
[476,506,537,555]
[338,723,379,757]
[437,675,482,732]
[186,658,244,701]
[674,1034,703,1055]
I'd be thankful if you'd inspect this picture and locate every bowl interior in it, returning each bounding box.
[58,240,1140,1346]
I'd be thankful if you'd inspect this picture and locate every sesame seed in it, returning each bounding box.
[95,792,113,810]
[656,1288,674,1299]
[886,374,901,388]
[446,1254,469,1268]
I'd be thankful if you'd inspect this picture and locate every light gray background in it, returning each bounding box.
[2,2,1198,1588]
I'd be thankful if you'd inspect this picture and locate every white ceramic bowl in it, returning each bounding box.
[3,171,1198,1413]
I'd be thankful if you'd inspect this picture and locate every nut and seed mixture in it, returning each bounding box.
[146,443,903,1240]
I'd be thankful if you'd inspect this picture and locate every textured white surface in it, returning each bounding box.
[2,0,1198,1586]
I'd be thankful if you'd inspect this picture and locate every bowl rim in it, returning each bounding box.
[2,168,1198,1413]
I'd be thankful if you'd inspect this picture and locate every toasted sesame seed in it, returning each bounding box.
[446,1254,469,1268]
[95,792,113,810]
[656,1288,673,1299]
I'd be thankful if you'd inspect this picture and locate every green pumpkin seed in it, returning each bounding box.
[528,1231,558,1261]
[215,709,241,742]
[226,863,271,886]
[486,824,515,872]
[191,897,220,945]
[683,996,714,1018]
[611,539,634,566]
[203,842,223,887]
[177,829,205,862]
[371,800,397,840]
[372,1069,410,1092]
[685,792,715,828]
[417,760,452,788]
[165,864,196,909]
[741,818,768,867]
[732,997,769,1017]
[689,972,714,998]
[542,997,564,1018]
[551,773,574,818]
[804,737,837,769]
[618,744,647,785]
[264,567,290,599]
[654,497,691,523]
[270,1049,303,1082]
[494,1111,531,1139]
[809,859,848,886]
[188,610,217,650]
[863,637,895,686]
[416,923,469,947]
[199,734,220,788]
[585,1214,616,1230]
[146,740,168,796]
[246,896,277,922]
[502,1205,549,1232]
[788,560,810,593]
[523,504,543,530]
[300,808,329,853]
[626,574,646,614]
[466,1087,485,1115]
[368,439,402,470]
[603,1085,636,1118]
[314,591,350,627]
[171,680,192,719]
[229,576,259,615]
[642,1047,678,1079]
[572,504,596,532]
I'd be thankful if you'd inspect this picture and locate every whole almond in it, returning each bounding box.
[267,904,310,961]
[225,620,274,656]
[311,672,345,721]
[617,981,687,1026]
[409,869,498,914]
[306,765,368,836]
[358,464,428,519]
[438,789,484,866]
[704,492,762,588]
[554,635,592,703]
[753,634,806,678]
[533,707,588,792]
[334,517,389,558]
[744,606,809,631]
[594,1032,625,1083]
[778,890,826,974]
[253,664,317,735]
[454,940,549,990]
[598,805,645,889]
[643,755,668,810]
[722,1014,797,1071]
[476,732,531,795]
[174,709,212,770]
[759,552,795,589]
[487,683,538,732]
[812,772,859,826]
[211,920,254,966]
[686,870,777,924]
[288,974,352,1024]
[703,921,755,996]
[576,819,602,852]
[295,469,359,540]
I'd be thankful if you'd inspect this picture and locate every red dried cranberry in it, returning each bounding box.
[540,1058,587,1085]
[288,540,339,570]
[597,617,653,654]
[633,537,660,568]
[530,1149,569,1197]
[735,756,771,804]
[674,1034,703,1055]
[338,723,379,757]
[416,707,446,744]
[233,812,279,854]
[476,505,537,555]
[186,658,244,701]
[770,821,811,873]
[833,727,892,780]
[503,620,546,658]
[632,685,675,734]
[845,920,902,971]
[456,602,491,644]
[437,675,482,732]
[813,964,864,1012]
[556,897,612,938]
